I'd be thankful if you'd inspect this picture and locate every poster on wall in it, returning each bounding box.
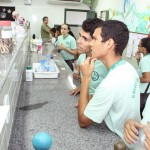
[108,0,150,34]
[0,6,15,21]
[126,32,148,58]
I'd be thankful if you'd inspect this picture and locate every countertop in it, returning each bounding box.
[8,45,120,150]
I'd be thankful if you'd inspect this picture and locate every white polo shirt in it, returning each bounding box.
[55,34,77,60]
[84,60,141,149]
[137,54,150,93]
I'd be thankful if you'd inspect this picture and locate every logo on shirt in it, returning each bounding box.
[92,71,99,81]
[132,78,140,98]
[65,41,70,45]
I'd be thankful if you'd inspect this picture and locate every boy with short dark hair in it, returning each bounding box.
[78,20,141,149]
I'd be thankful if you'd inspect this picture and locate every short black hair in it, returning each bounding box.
[141,37,150,53]
[56,25,61,32]
[82,18,103,37]
[100,20,129,56]
[50,28,56,33]
[43,16,48,22]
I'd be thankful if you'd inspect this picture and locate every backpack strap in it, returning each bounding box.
[144,83,150,94]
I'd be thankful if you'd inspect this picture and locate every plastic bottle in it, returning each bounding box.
[135,129,146,150]
[49,54,56,72]
[32,34,35,39]
[46,54,50,62]
[26,66,33,81]
[44,54,50,71]
[37,44,42,54]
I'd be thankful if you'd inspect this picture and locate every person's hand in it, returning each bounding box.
[46,41,52,44]
[80,57,97,79]
[135,52,141,61]
[143,122,150,150]
[57,44,67,50]
[69,88,80,96]
[124,119,143,144]
[73,73,81,80]
[56,46,61,51]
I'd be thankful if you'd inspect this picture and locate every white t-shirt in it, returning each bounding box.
[137,54,150,93]
[84,60,141,148]
[141,95,150,125]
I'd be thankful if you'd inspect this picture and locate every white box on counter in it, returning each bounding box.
[32,63,59,79]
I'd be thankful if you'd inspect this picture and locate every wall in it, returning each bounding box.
[94,0,150,69]
[95,0,150,34]
[0,0,89,37]
[95,0,124,19]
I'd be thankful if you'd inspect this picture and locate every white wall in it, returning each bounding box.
[95,0,124,18]
[0,0,89,37]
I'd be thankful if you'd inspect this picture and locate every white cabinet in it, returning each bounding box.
[0,34,30,150]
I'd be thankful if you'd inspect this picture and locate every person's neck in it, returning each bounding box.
[101,55,122,70]
[86,52,92,57]
[144,51,149,56]
[63,34,68,38]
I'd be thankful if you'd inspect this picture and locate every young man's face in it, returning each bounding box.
[91,27,108,59]
[77,29,92,55]
[137,40,144,54]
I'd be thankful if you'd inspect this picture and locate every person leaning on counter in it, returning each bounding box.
[124,95,150,150]
[78,20,141,149]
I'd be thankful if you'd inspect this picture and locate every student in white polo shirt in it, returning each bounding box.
[55,24,77,71]
[69,18,107,99]
[136,37,150,114]
[124,95,150,150]
[78,20,141,149]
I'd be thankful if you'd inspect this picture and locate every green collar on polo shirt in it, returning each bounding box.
[146,53,150,56]
[108,59,125,73]
[63,34,69,39]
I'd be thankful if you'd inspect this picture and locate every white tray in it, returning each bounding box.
[33,63,59,79]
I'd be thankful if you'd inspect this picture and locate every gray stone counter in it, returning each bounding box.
[8,45,120,150]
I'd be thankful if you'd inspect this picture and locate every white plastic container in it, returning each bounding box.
[26,66,33,81]
[32,63,59,79]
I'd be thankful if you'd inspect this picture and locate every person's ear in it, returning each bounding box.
[142,47,147,54]
[106,38,114,49]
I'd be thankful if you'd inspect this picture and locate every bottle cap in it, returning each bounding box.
[114,141,126,150]
[50,54,54,59]
[26,66,32,70]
